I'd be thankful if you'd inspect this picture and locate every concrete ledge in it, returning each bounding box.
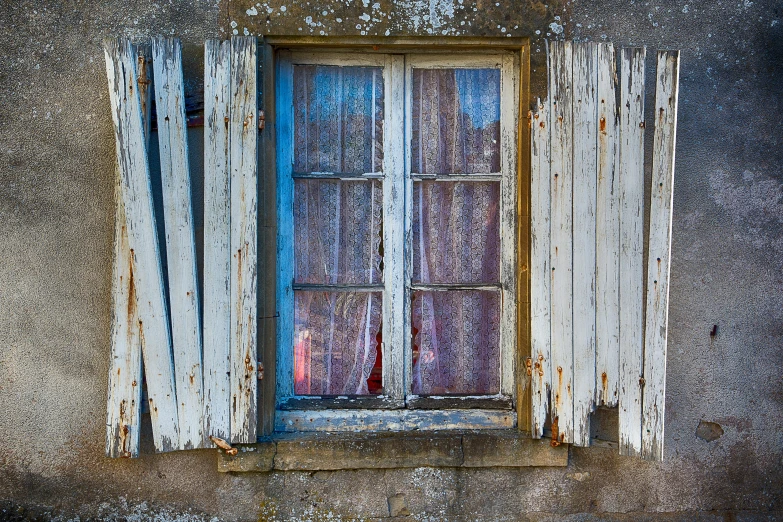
[217,431,568,472]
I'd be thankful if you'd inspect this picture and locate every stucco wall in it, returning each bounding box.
[1,0,782,520]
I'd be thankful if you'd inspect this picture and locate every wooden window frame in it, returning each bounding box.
[260,37,531,436]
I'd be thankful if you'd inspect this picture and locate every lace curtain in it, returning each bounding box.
[412,68,501,174]
[411,182,501,395]
[293,65,384,174]
[293,179,383,395]
[291,66,503,396]
[411,68,502,395]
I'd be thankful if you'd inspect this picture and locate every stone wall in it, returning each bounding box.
[1,0,781,519]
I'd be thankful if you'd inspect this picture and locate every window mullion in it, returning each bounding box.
[382,54,406,400]
[499,53,519,396]
[275,51,295,404]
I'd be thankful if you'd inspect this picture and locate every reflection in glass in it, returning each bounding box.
[412,68,501,174]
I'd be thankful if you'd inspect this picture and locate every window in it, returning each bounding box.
[275,50,520,431]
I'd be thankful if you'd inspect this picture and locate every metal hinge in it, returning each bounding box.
[258,110,265,131]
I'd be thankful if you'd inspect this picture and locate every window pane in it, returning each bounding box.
[294,291,383,396]
[413,181,500,284]
[412,68,500,174]
[294,179,383,285]
[294,65,384,174]
[412,290,500,395]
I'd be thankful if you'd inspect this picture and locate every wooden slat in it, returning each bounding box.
[548,40,574,445]
[105,44,152,458]
[152,37,204,450]
[203,39,232,444]
[617,47,646,457]
[595,43,620,408]
[275,51,294,405]
[529,97,550,438]
[276,409,515,432]
[382,55,406,399]
[499,53,519,397]
[260,39,278,436]
[104,37,179,452]
[106,174,143,458]
[229,36,258,443]
[571,42,598,447]
[642,50,679,462]
[516,41,532,435]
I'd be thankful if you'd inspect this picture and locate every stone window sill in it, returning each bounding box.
[217,430,568,472]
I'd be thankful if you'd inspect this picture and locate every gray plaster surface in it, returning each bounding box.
[1,0,782,520]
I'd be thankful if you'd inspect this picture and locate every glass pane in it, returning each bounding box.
[412,68,501,174]
[411,290,500,395]
[294,65,384,174]
[294,179,383,285]
[413,181,500,284]
[294,291,383,396]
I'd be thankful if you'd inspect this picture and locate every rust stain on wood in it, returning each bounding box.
[550,416,561,447]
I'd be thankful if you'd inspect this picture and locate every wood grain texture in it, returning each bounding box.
[104,37,179,453]
[260,40,278,436]
[106,173,143,458]
[642,50,679,462]
[548,40,574,445]
[595,43,621,408]
[276,409,516,432]
[203,39,232,444]
[516,42,532,434]
[499,53,519,397]
[105,43,152,459]
[275,51,294,405]
[571,42,598,447]
[382,55,406,399]
[229,36,258,444]
[152,37,204,450]
[529,97,551,438]
[618,47,646,457]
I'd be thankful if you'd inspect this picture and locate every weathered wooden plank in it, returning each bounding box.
[152,37,204,450]
[382,55,406,399]
[595,43,621,408]
[276,409,516,432]
[402,54,414,401]
[203,39,232,444]
[500,53,519,397]
[104,37,179,453]
[642,50,679,462]
[105,43,152,459]
[229,36,258,443]
[260,40,278,436]
[572,42,598,447]
[280,396,405,410]
[548,40,574,445]
[275,51,294,405]
[516,42,532,435]
[618,47,646,457]
[529,97,551,439]
[106,175,142,458]
[406,395,513,410]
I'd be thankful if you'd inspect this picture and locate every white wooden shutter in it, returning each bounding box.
[530,41,679,461]
[105,36,258,457]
